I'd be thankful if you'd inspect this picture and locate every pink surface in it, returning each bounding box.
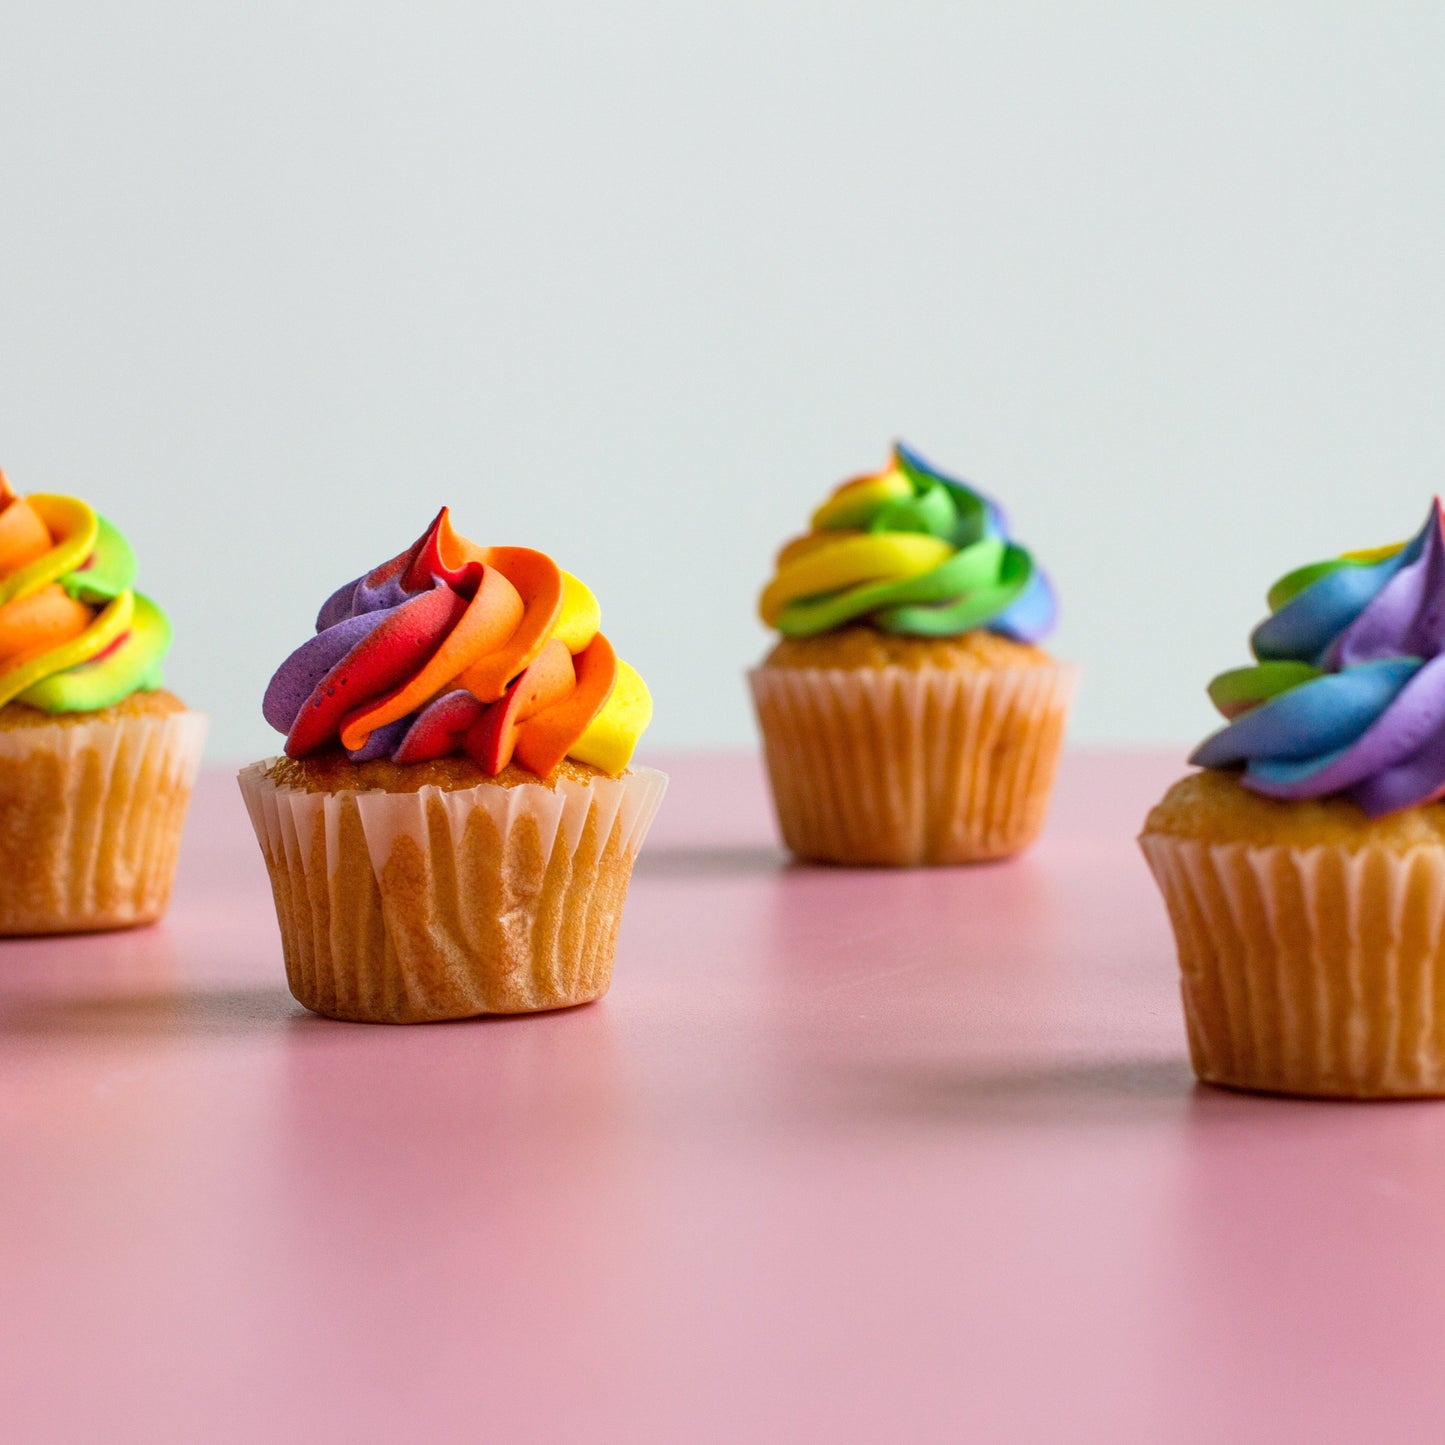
[5,751,1445,1443]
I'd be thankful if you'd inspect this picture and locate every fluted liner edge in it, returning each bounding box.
[749,662,1075,865]
[238,762,668,1022]
[0,710,206,934]
[1140,832,1445,1098]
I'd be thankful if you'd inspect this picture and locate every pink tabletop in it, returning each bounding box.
[4,751,1445,1443]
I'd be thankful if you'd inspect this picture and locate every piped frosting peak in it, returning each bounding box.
[264,509,651,777]
[0,470,170,713]
[759,443,1057,642]
[1194,500,1445,816]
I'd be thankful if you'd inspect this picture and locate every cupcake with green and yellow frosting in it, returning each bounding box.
[750,443,1075,865]
[0,470,205,933]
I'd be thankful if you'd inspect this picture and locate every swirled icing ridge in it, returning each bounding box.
[264,509,651,776]
[0,470,171,712]
[1193,499,1445,816]
[758,443,1057,642]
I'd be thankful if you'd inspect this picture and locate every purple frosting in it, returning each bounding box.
[265,535,441,762]
[1192,500,1445,816]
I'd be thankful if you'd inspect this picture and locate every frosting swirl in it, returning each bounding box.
[0,471,171,712]
[1193,500,1445,816]
[264,509,651,776]
[758,443,1057,641]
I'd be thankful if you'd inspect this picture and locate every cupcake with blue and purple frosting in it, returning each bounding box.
[749,443,1075,865]
[1142,499,1445,1097]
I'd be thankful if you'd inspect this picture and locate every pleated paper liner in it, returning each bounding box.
[749,662,1076,865]
[238,761,668,1023]
[1140,831,1445,1098]
[0,710,207,934]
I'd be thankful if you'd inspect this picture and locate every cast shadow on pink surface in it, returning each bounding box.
[834,1058,1445,1126]
[632,843,787,878]
[0,985,623,1040]
[0,983,300,1040]
[280,1000,611,1034]
[825,1056,1199,1126]
[631,842,1045,881]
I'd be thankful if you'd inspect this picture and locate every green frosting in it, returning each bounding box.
[1206,659,1323,719]
[18,592,171,712]
[765,444,1058,643]
[60,516,138,604]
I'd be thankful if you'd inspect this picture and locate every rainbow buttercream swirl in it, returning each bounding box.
[0,471,171,712]
[264,509,651,776]
[1194,500,1445,816]
[758,443,1057,641]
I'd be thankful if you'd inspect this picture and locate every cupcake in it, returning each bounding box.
[1141,499,1445,1098]
[749,442,1075,865]
[239,508,665,1023]
[0,470,205,933]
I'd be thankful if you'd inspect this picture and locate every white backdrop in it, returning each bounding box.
[4,3,1445,761]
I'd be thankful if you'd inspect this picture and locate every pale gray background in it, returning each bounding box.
[4,3,1444,761]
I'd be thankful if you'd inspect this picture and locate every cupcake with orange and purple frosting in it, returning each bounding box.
[750,444,1075,865]
[239,508,664,1023]
[0,470,205,933]
[1142,499,1445,1097]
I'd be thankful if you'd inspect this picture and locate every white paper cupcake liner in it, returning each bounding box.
[0,709,207,933]
[749,662,1076,865]
[238,760,668,1022]
[1140,832,1445,1098]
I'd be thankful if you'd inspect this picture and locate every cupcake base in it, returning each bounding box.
[1142,773,1445,1099]
[0,698,206,935]
[238,760,667,1023]
[749,657,1075,866]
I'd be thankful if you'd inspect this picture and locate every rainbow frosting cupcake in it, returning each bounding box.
[750,443,1075,865]
[0,471,204,933]
[1142,499,1445,1097]
[239,508,665,1023]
